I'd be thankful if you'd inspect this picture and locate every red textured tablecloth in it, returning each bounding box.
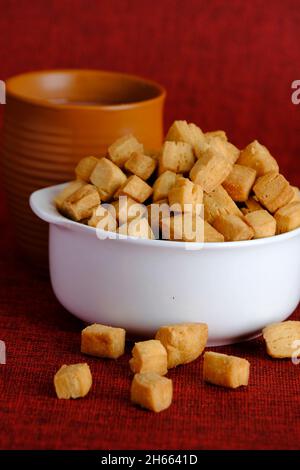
[1,0,300,450]
[0,224,300,450]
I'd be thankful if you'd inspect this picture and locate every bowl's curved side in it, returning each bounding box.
[48,221,300,345]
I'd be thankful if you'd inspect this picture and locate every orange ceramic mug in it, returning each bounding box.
[2,69,166,266]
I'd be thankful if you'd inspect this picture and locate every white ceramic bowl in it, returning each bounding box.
[30,183,300,346]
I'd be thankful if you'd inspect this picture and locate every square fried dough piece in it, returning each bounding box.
[244,196,263,212]
[116,175,153,203]
[165,120,207,157]
[213,214,254,241]
[244,210,276,239]
[237,140,279,176]
[204,135,240,164]
[90,157,127,201]
[124,152,157,180]
[190,147,232,193]
[155,323,208,368]
[131,372,173,413]
[274,201,300,234]
[223,164,256,202]
[153,170,177,202]
[129,340,168,375]
[253,172,294,213]
[205,130,227,141]
[263,321,300,358]
[112,196,147,225]
[54,180,86,210]
[161,214,204,242]
[88,205,117,232]
[54,363,92,399]
[108,134,143,168]
[159,141,195,174]
[203,352,250,388]
[204,221,224,242]
[81,324,125,359]
[204,186,242,224]
[75,156,99,181]
[291,186,300,203]
[61,184,100,221]
[118,217,155,239]
[168,177,203,213]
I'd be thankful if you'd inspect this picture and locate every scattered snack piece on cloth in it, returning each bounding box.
[130,372,173,412]
[129,340,168,375]
[81,324,126,359]
[54,363,92,399]
[155,323,208,368]
[263,321,300,358]
[203,352,250,389]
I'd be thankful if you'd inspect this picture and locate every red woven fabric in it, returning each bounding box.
[0,0,300,450]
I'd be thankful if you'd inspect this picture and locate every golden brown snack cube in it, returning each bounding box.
[161,214,204,242]
[155,323,208,368]
[118,217,155,239]
[203,352,250,388]
[253,172,294,213]
[54,180,86,210]
[274,201,300,234]
[81,323,125,359]
[153,170,177,202]
[244,196,263,212]
[205,130,227,141]
[108,134,144,168]
[159,141,195,174]
[222,164,256,202]
[75,156,99,182]
[124,152,157,180]
[130,372,173,412]
[54,363,92,399]
[237,140,279,176]
[213,214,254,241]
[61,184,100,221]
[190,148,232,193]
[291,186,300,203]
[204,186,242,224]
[168,177,203,213]
[147,199,170,237]
[165,120,207,156]
[129,340,168,375]
[112,196,147,225]
[88,206,117,232]
[204,221,224,242]
[263,321,300,358]
[116,175,153,203]
[244,210,276,239]
[204,135,240,164]
[90,157,127,201]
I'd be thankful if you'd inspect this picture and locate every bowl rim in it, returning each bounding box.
[30,183,300,251]
[5,69,166,111]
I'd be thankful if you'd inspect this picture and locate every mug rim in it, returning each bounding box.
[5,68,166,110]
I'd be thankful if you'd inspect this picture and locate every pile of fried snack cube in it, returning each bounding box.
[54,320,300,412]
[55,120,300,242]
